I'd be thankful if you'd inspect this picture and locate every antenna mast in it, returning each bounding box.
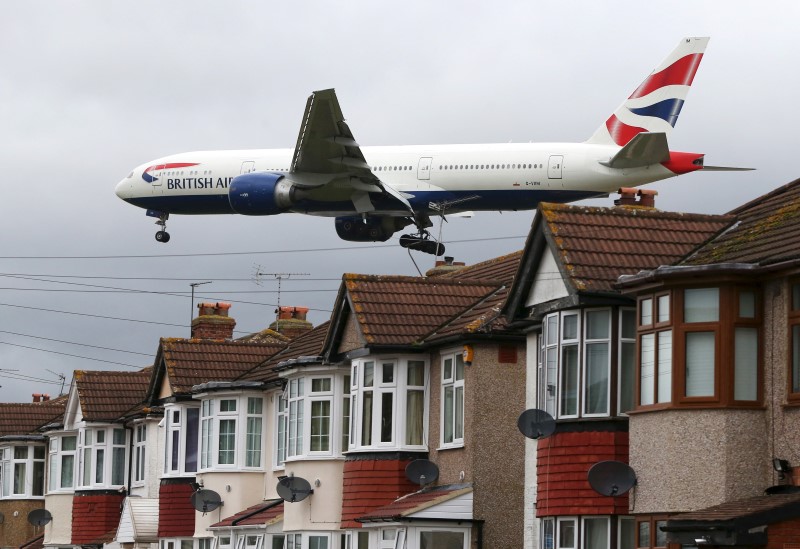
[252,267,309,331]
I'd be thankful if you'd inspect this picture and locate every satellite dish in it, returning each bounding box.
[587,461,637,496]
[405,459,439,486]
[190,489,223,513]
[27,509,52,527]
[276,476,314,503]
[517,409,556,440]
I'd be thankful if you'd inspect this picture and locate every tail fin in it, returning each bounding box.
[586,37,710,146]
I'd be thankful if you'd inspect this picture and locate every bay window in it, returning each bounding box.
[78,427,128,489]
[48,434,77,492]
[0,444,45,498]
[164,404,200,476]
[198,393,265,471]
[441,351,464,447]
[540,517,635,549]
[538,308,632,419]
[636,285,761,409]
[350,357,428,452]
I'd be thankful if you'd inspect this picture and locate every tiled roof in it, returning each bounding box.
[667,492,800,528]
[75,370,150,422]
[238,322,330,382]
[358,484,472,522]
[442,250,522,285]
[540,203,734,292]
[157,339,287,395]
[0,396,66,437]
[423,287,511,342]
[19,534,44,549]
[343,275,502,346]
[683,178,800,266]
[210,500,283,528]
[236,329,291,344]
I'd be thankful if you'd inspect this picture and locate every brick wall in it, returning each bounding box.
[537,429,629,517]
[340,455,420,529]
[0,499,44,548]
[158,479,196,537]
[71,491,124,545]
[767,517,800,549]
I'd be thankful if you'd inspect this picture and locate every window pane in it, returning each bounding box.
[619,341,635,414]
[248,397,264,414]
[684,288,719,322]
[444,386,454,443]
[364,362,374,387]
[560,345,579,416]
[220,399,237,412]
[113,429,126,445]
[95,449,104,484]
[455,386,464,439]
[739,291,756,318]
[558,520,576,549]
[638,522,650,548]
[640,334,655,406]
[186,408,200,472]
[586,310,610,340]
[640,299,653,326]
[655,520,668,547]
[14,446,27,459]
[686,332,715,397]
[657,331,672,404]
[171,430,180,471]
[309,536,328,549]
[443,357,453,380]
[380,392,393,443]
[218,419,236,464]
[583,518,608,549]
[33,460,44,496]
[546,315,558,345]
[247,416,263,465]
[61,454,74,488]
[311,401,331,452]
[563,314,578,340]
[112,447,125,485]
[406,390,424,445]
[621,309,636,339]
[735,327,758,400]
[585,342,609,415]
[382,363,394,384]
[14,463,25,494]
[408,361,425,385]
[62,436,77,451]
[361,391,373,446]
[541,519,554,549]
[311,378,331,393]
[420,531,464,549]
[657,295,670,323]
[455,354,465,381]
[619,518,635,549]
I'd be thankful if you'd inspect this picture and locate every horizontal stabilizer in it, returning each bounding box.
[701,165,755,171]
[601,132,670,169]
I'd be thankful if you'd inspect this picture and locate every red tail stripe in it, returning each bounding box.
[605,115,648,146]
[629,53,704,99]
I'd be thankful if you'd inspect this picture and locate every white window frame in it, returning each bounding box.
[78,426,128,490]
[197,393,266,472]
[309,376,334,455]
[164,404,200,476]
[440,350,465,449]
[287,379,305,458]
[274,392,287,469]
[350,356,429,453]
[582,516,610,549]
[133,423,147,485]
[582,309,611,417]
[1,444,45,498]
[559,312,580,419]
[245,397,264,468]
[48,434,77,493]
[556,517,578,549]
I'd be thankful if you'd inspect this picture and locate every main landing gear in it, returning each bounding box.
[399,229,445,256]
[153,212,170,243]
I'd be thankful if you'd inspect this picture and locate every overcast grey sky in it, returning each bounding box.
[0,1,794,402]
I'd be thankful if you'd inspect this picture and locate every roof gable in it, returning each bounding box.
[74,369,150,422]
[525,245,570,307]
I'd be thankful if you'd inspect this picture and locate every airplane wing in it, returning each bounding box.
[289,89,413,214]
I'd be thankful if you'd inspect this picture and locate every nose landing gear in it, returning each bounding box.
[150,211,170,243]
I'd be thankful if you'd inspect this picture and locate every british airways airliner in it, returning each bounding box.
[115,37,746,254]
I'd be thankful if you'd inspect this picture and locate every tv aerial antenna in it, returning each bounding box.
[46,369,67,395]
[189,281,213,335]
[252,267,309,329]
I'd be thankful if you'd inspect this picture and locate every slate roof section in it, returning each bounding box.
[357,484,472,522]
[153,339,287,396]
[0,396,67,437]
[75,370,150,422]
[682,178,800,266]
[342,275,502,346]
[539,203,734,292]
[210,500,283,528]
[238,322,330,382]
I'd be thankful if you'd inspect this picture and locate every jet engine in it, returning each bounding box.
[228,172,298,215]
[335,216,399,242]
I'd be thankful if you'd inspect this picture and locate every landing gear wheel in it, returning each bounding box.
[399,233,445,256]
[155,231,171,243]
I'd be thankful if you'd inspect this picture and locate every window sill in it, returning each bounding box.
[437,443,465,451]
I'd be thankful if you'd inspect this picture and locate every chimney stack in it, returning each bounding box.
[270,306,312,339]
[32,393,41,403]
[614,187,638,206]
[425,256,466,278]
[192,302,236,340]
[637,189,658,208]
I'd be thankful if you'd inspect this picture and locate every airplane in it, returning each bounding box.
[115,36,748,255]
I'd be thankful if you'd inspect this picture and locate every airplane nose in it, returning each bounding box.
[115,177,133,201]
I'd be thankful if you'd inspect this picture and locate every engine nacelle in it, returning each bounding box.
[335,216,397,242]
[228,172,297,216]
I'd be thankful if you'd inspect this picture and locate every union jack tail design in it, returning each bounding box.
[586,37,709,146]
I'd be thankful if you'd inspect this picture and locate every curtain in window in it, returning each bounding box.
[640,334,655,405]
[583,518,608,549]
[560,345,579,416]
[361,392,373,446]
[406,389,424,445]
[585,342,609,414]
[185,408,200,472]
[657,331,672,403]
[686,332,715,397]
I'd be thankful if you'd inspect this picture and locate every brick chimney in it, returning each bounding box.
[269,306,312,339]
[192,302,236,340]
[32,393,41,403]
[637,188,658,208]
[425,256,466,278]
[614,187,637,206]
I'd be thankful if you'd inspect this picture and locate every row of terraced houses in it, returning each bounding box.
[4,180,800,549]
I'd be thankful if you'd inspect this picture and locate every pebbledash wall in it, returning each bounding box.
[0,499,44,549]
